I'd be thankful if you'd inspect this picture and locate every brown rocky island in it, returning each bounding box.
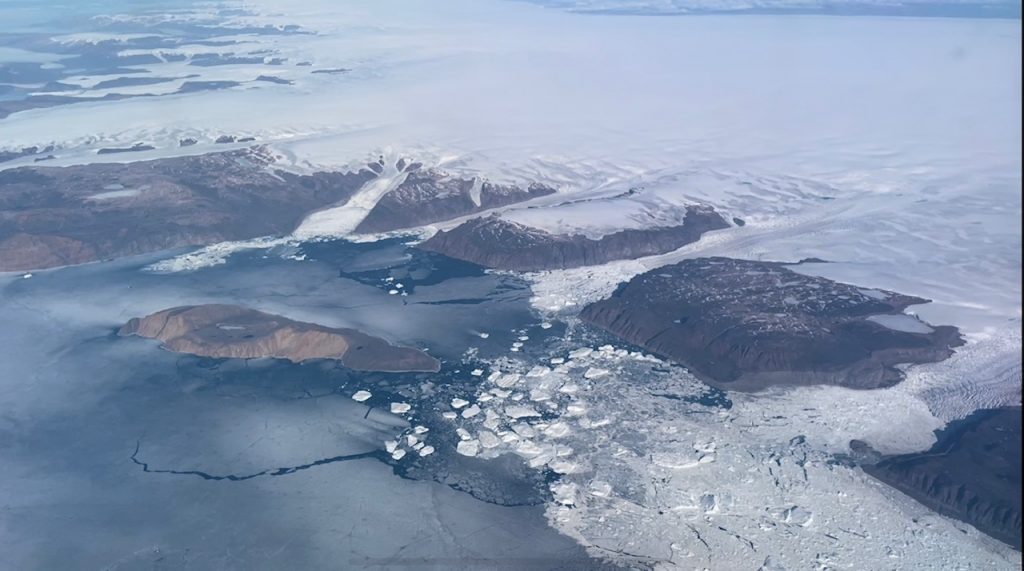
[580,257,963,391]
[119,304,440,373]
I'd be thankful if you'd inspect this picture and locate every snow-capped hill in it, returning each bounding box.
[354,166,556,233]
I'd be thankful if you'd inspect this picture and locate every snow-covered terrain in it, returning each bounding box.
[1,0,1020,568]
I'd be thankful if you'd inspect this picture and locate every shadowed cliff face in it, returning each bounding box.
[119,304,441,373]
[354,167,557,234]
[863,407,1023,551]
[579,257,963,391]
[418,205,730,271]
[0,147,377,272]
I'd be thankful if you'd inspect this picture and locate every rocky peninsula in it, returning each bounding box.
[418,206,729,271]
[580,257,963,390]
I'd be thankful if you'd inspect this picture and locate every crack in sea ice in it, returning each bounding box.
[129,440,386,481]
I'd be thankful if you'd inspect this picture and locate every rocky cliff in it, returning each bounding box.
[418,206,730,271]
[864,407,1022,550]
[119,304,440,373]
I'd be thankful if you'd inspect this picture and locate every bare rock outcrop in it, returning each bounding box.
[354,167,556,234]
[119,304,440,373]
[580,257,963,390]
[418,206,729,271]
[0,147,377,271]
[863,406,1022,550]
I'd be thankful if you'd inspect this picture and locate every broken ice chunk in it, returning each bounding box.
[569,347,593,359]
[351,390,372,402]
[583,367,610,379]
[461,404,482,418]
[516,440,544,457]
[470,368,484,376]
[391,449,407,461]
[526,366,551,378]
[451,398,470,409]
[456,439,480,457]
[483,413,501,431]
[390,402,411,414]
[478,430,501,448]
[442,411,458,420]
[544,422,572,438]
[494,373,520,388]
[565,403,587,417]
[419,445,435,456]
[506,405,540,419]
[549,459,578,474]
[512,423,537,438]
[413,425,429,434]
[529,389,551,402]
[652,451,702,469]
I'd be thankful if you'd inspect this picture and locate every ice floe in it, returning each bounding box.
[351,390,372,402]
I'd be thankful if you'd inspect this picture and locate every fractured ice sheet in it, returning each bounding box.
[438,329,1021,569]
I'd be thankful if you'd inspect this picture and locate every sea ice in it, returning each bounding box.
[506,405,541,419]
[351,390,372,402]
[456,439,480,457]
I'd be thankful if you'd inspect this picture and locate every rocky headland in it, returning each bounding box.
[863,406,1022,550]
[580,257,963,391]
[418,205,730,271]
